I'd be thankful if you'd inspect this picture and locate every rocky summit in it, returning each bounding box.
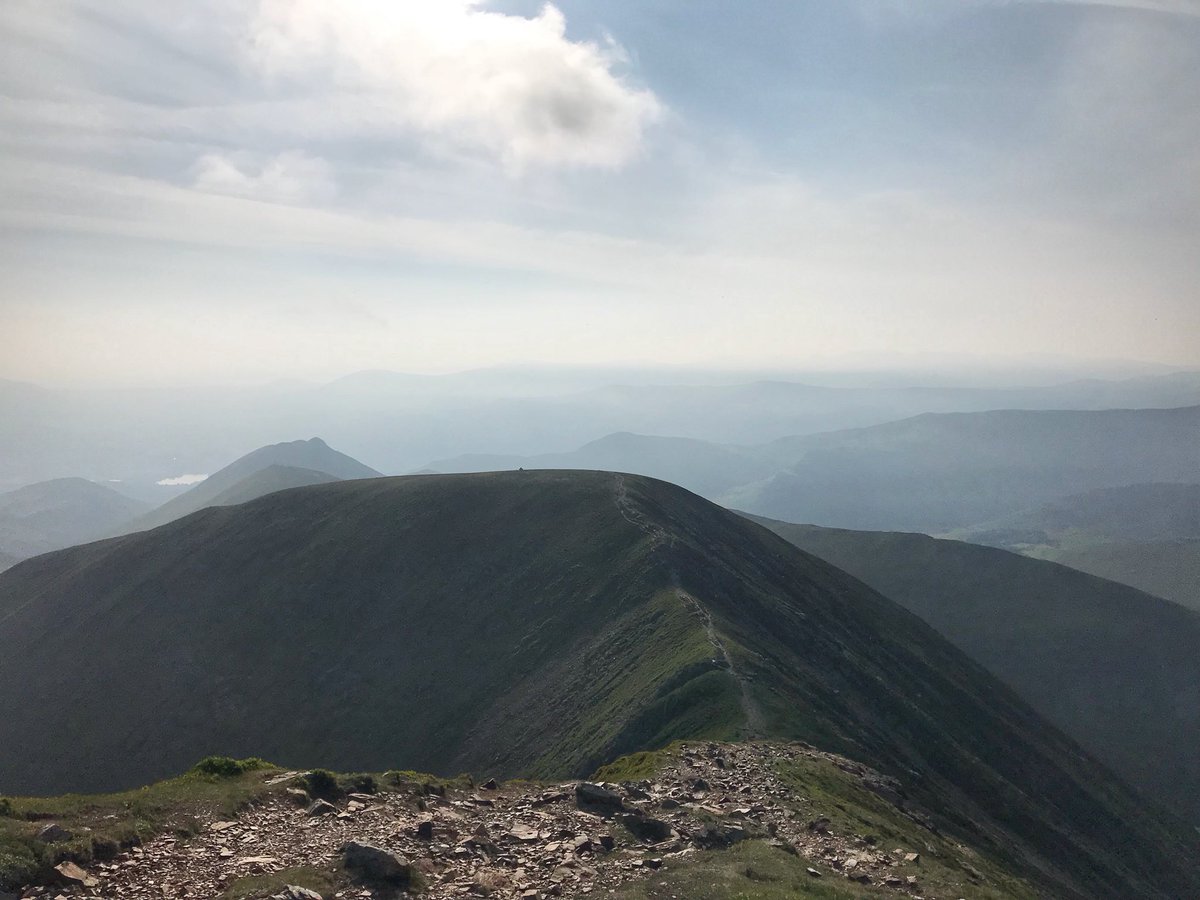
[9,742,1037,900]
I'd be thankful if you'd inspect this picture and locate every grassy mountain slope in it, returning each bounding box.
[0,477,148,563]
[1043,538,1200,612]
[0,472,1196,897]
[945,483,1200,611]
[728,406,1200,531]
[746,515,1200,824]
[122,438,380,534]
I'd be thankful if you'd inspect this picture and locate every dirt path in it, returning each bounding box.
[612,474,765,737]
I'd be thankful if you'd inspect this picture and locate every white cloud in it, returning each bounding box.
[247,0,661,170]
[157,474,209,486]
[192,151,336,204]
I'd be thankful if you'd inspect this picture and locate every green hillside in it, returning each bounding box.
[1042,538,1200,612]
[945,483,1200,611]
[746,515,1200,824]
[0,472,1196,897]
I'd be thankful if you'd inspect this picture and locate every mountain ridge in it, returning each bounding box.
[0,471,1195,897]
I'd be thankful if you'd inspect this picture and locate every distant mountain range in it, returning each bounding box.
[3,368,1198,490]
[0,478,148,572]
[432,405,1200,533]
[745,515,1200,824]
[0,471,1195,898]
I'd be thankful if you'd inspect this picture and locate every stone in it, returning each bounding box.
[806,867,822,877]
[416,819,435,840]
[904,851,920,864]
[574,782,625,814]
[341,841,412,884]
[618,813,673,844]
[270,887,323,900]
[36,823,72,843]
[53,862,98,889]
[808,816,831,833]
[305,799,337,817]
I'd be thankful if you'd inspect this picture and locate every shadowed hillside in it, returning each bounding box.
[0,472,1196,898]
[746,515,1200,824]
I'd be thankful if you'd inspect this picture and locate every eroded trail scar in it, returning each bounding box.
[612,474,765,737]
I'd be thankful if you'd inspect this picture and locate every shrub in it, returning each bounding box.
[191,757,273,779]
[0,798,15,818]
[304,769,341,801]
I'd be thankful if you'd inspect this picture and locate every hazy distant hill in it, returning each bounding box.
[950,483,1200,547]
[0,478,148,566]
[745,515,1200,824]
[729,406,1200,531]
[0,471,1195,898]
[203,464,342,508]
[1036,539,1200,613]
[122,438,380,534]
[3,368,1198,489]
[946,483,1200,611]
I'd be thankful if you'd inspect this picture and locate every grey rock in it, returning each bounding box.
[618,812,674,844]
[37,823,73,843]
[574,782,626,814]
[305,799,337,817]
[341,841,412,884]
[271,887,323,900]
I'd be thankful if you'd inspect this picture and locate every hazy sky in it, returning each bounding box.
[2,0,1198,386]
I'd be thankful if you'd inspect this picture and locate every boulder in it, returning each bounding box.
[36,823,72,843]
[341,841,412,885]
[305,799,337,817]
[574,782,625,815]
[53,861,98,888]
[618,812,674,844]
[271,887,323,900]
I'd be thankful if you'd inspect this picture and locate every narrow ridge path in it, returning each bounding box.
[612,474,765,737]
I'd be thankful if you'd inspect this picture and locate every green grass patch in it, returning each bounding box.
[592,748,673,783]
[220,865,338,899]
[192,756,275,778]
[0,759,284,891]
[611,841,884,899]
[772,757,1035,900]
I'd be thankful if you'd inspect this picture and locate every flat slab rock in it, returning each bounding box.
[15,742,933,900]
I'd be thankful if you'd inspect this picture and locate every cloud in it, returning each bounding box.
[157,474,209,486]
[247,0,661,170]
[192,151,336,203]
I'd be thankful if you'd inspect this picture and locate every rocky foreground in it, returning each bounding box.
[19,742,959,900]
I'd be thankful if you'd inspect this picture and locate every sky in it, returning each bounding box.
[1,0,1198,387]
